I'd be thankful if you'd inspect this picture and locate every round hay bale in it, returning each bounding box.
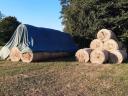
[20,52,33,63]
[90,39,103,50]
[9,47,21,62]
[103,39,121,51]
[75,48,92,63]
[0,47,10,60]
[109,50,127,64]
[90,50,108,64]
[21,52,69,63]
[97,29,116,42]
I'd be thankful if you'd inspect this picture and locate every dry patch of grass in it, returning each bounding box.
[0,59,128,95]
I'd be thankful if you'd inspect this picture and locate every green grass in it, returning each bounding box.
[1,46,128,95]
[0,60,128,96]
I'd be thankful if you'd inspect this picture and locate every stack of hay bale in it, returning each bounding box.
[9,47,70,63]
[75,29,127,64]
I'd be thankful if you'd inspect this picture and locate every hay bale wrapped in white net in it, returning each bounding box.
[109,50,127,64]
[75,48,92,63]
[9,47,21,62]
[0,24,78,62]
[90,50,108,64]
[97,29,116,42]
[90,39,103,50]
[103,39,122,51]
[20,51,69,63]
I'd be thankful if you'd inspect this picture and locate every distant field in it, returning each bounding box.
[0,59,128,95]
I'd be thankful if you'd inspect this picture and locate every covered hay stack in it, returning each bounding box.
[90,50,109,64]
[20,52,69,63]
[109,50,127,64]
[0,24,78,62]
[97,29,116,42]
[90,39,103,50]
[75,48,92,63]
[9,47,21,62]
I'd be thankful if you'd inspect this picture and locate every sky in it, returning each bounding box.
[0,0,63,31]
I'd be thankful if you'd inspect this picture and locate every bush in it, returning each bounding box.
[0,16,20,45]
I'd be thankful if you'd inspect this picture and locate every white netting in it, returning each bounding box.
[0,24,32,60]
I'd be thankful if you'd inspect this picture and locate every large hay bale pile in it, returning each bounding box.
[76,29,127,64]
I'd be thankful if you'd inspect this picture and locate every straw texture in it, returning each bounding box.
[20,52,69,63]
[103,39,121,51]
[75,48,92,63]
[97,29,116,42]
[10,47,21,62]
[90,39,103,50]
[109,50,127,64]
[90,50,108,64]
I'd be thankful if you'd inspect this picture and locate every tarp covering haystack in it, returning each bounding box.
[75,48,92,63]
[0,24,78,62]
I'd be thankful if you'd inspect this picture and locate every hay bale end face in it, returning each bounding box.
[90,39,103,50]
[90,50,108,64]
[97,29,116,42]
[20,52,33,63]
[75,48,92,63]
[109,50,127,64]
[103,39,121,51]
[9,47,21,62]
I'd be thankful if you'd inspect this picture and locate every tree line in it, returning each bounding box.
[1,0,128,49]
[60,0,128,48]
[0,11,20,45]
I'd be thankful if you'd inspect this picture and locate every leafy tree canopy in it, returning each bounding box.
[0,16,20,45]
[0,11,4,20]
[60,0,128,48]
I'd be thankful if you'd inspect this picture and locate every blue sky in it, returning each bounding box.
[0,0,63,31]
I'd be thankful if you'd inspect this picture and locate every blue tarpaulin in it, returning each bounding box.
[24,24,78,52]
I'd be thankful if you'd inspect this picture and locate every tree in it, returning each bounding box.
[0,11,2,20]
[0,11,4,20]
[0,16,20,45]
[60,0,128,48]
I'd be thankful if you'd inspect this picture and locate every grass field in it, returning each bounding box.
[0,60,128,96]
[0,46,128,96]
